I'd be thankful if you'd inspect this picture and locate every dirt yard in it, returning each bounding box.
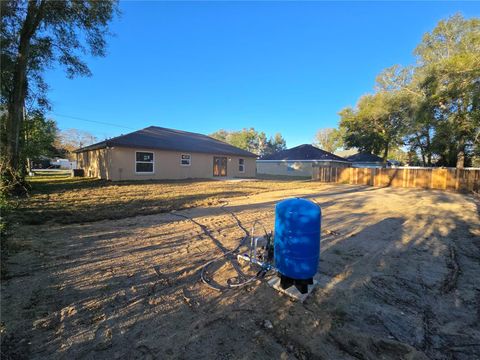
[1,178,479,359]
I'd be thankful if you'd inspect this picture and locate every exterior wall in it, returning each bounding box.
[256,160,350,177]
[76,148,111,179]
[78,147,256,181]
[351,162,385,168]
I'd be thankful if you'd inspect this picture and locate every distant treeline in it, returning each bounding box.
[210,128,287,156]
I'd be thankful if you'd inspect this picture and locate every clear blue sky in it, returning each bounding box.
[45,1,479,147]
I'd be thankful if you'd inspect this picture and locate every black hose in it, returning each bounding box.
[171,205,269,292]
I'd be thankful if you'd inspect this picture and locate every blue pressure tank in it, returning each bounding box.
[274,198,321,281]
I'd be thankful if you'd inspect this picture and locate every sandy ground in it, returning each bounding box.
[2,184,480,359]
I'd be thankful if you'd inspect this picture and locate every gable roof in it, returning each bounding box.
[75,126,257,157]
[346,152,384,163]
[258,144,349,162]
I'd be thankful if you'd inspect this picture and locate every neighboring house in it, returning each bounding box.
[256,144,350,177]
[346,152,387,168]
[74,126,257,180]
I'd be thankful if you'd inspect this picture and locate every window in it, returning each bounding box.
[181,154,191,166]
[136,151,154,173]
[238,158,245,173]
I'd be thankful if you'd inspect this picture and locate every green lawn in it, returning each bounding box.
[12,172,317,225]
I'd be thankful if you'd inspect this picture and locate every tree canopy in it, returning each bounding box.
[337,14,480,167]
[313,128,345,153]
[23,111,58,165]
[1,0,118,193]
[210,128,286,156]
[55,128,98,159]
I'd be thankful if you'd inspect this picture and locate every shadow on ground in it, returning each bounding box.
[1,185,479,360]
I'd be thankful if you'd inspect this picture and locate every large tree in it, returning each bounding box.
[264,133,287,155]
[339,90,413,161]
[338,14,479,168]
[413,14,480,167]
[313,127,344,153]
[1,0,118,193]
[23,111,57,167]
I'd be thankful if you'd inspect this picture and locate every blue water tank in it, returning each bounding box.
[274,198,321,280]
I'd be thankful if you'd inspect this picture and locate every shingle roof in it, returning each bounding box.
[346,152,384,163]
[258,144,349,162]
[75,126,257,157]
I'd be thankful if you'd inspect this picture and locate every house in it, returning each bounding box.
[74,126,257,180]
[256,144,350,177]
[346,152,387,168]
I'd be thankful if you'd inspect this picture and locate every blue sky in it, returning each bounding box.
[45,1,479,147]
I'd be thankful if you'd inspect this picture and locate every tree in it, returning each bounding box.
[337,14,479,168]
[23,111,58,169]
[210,129,229,143]
[264,133,287,155]
[209,128,286,156]
[414,14,480,168]
[339,90,413,161]
[387,147,408,164]
[313,128,344,153]
[228,128,260,154]
[1,0,118,193]
[56,128,98,159]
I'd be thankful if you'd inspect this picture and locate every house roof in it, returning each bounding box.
[258,144,349,162]
[75,126,257,157]
[346,152,384,163]
[334,148,358,158]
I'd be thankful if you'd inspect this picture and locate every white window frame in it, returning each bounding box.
[238,158,245,173]
[135,151,155,174]
[180,154,191,166]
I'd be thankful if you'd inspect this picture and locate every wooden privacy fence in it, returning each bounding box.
[312,166,480,193]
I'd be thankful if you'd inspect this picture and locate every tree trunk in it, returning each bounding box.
[3,1,44,193]
[426,132,432,166]
[420,148,426,167]
[456,139,465,169]
[382,143,389,165]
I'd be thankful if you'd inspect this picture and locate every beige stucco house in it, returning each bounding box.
[256,144,350,177]
[74,126,257,181]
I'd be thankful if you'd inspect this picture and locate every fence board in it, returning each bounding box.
[312,166,480,193]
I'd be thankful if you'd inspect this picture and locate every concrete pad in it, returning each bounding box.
[268,274,320,302]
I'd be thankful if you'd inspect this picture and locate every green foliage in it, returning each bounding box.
[388,148,409,164]
[1,0,118,193]
[314,128,345,153]
[1,0,119,110]
[210,128,286,156]
[22,111,58,163]
[228,128,261,153]
[339,90,414,160]
[210,129,229,143]
[414,14,480,167]
[338,13,480,167]
[264,133,287,155]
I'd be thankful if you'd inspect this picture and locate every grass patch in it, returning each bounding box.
[12,173,323,225]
